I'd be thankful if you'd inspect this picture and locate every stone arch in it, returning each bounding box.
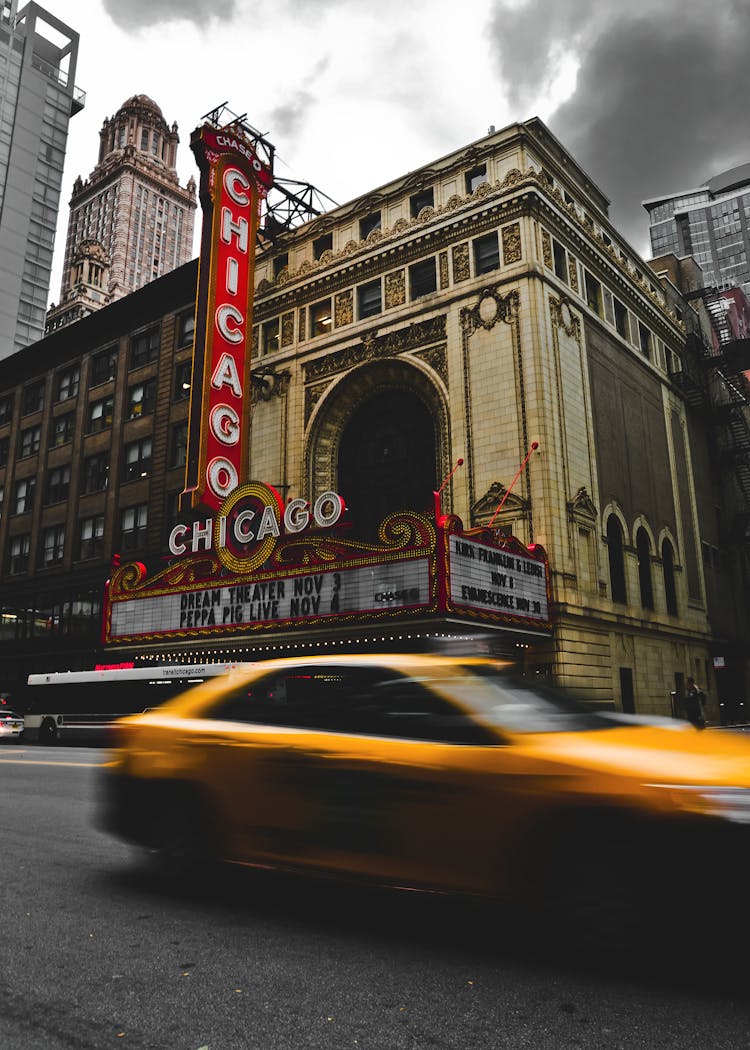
[305,358,450,530]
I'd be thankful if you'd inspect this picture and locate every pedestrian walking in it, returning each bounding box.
[683,676,707,728]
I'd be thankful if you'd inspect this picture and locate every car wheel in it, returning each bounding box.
[145,787,216,889]
[39,719,58,745]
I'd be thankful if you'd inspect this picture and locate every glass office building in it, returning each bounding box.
[643,164,750,299]
[0,1,82,360]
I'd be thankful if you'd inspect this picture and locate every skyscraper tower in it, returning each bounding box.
[47,94,196,332]
[643,163,750,299]
[0,1,82,360]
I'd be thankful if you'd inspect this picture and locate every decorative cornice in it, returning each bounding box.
[303,316,446,384]
[472,482,530,525]
[567,486,598,524]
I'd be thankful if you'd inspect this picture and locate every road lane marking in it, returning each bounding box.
[0,757,105,767]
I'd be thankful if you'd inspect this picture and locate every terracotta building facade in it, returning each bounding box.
[46,94,196,332]
[1,118,747,716]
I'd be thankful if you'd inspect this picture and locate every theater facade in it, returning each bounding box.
[0,116,746,716]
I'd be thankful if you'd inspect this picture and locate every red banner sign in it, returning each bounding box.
[181,124,272,512]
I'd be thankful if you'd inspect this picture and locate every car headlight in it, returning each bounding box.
[647,784,750,824]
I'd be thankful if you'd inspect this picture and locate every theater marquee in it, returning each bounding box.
[104,489,551,644]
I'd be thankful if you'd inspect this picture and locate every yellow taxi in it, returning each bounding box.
[99,654,750,951]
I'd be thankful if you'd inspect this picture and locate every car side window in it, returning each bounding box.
[209,665,495,744]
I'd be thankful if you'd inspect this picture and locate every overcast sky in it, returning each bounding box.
[45,0,750,306]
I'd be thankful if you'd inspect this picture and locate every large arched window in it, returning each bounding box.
[606,514,627,604]
[636,527,654,610]
[662,538,678,615]
[338,388,437,540]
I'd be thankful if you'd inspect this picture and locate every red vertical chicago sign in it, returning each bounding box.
[181,123,273,513]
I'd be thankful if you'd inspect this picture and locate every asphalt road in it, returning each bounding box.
[1,744,748,1050]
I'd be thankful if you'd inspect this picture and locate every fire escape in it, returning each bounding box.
[678,288,750,547]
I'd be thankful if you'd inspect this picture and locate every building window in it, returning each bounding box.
[310,299,333,337]
[409,258,437,299]
[474,233,500,275]
[313,233,332,260]
[88,396,114,433]
[46,465,71,504]
[585,272,602,316]
[91,346,118,385]
[0,393,14,424]
[638,321,652,360]
[410,187,434,218]
[170,422,188,469]
[359,212,381,240]
[662,539,678,615]
[174,361,192,400]
[41,524,65,566]
[357,279,382,319]
[261,319,280,355]
[79,514,105,560]
[19,425,41,458]
[177,312,195,348]
[49,412,75,448]
[121,504,148,551]
[606,514,627,604]
[8,534,30,575]
[123,437,153,481]
[272,252,289,279]
[614,298,628,339]
[55,366,80,402]
[0,436,8,467]
[636,527,654,610]
[553,240,568,282]
[81,452,109,494]
[13,477,36,515]
[130,326,160,369]
[466,165,487,194]
[127,378,157,419]
[22,381,44,415]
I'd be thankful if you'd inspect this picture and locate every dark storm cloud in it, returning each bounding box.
[490,0,750,249]
[102,0,237,30]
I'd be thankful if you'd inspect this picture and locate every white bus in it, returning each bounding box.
[23,663,250,744]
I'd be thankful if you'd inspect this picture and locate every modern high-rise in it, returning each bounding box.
[0,1,83,360]
[643,164,750,299]
[47,94,196,332]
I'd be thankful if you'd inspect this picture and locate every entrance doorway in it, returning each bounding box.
[338,389,437,539]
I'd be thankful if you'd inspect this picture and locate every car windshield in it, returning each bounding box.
[431,664,631,734]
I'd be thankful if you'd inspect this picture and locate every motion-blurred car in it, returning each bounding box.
[0,708,24,741]
[99,654,750,952]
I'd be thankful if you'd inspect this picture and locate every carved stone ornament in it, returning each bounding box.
[304,380,330,424]
[334,289,354,327]
[281,311,295,347]
[439,251,449,289]
[304,316,446,384]
[501,222,522,265]
[567,255,579,293]
[250,368,291,404]
[461,287,518,334]
[541,228,553,269]
[411,343,449,386]
[567,486,598,524]
[385,269,406,308]
[472,481,530,525]
[549,294,581,343]
[452,242,470,283]
[298,307,306,342]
